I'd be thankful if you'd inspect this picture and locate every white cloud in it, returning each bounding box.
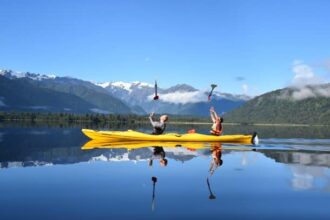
[242,84,248,95]
[278,60,330,101]
[148,91,206,104]
[291,86,330,100]
[291,60,323,87]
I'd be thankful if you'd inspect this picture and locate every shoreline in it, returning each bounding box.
[1,112,329,127]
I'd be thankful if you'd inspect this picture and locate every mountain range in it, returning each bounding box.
[97,81,250,116]
[0,70,131,114]
[3,68,328,124]
[225,84,330,124]
[0,69,249,116]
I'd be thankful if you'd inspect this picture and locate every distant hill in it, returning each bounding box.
[0,68,250,116]
[0,70,132,114]
[0,75,96,113]
[225,84,330,124]
[31,76,131,114]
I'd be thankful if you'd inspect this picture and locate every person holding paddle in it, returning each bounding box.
[210,107,223,136]
[149,112,168,135]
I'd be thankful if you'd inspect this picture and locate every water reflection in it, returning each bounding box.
[261,150,330,167]
[1,126,330,219]
[149,147,168,167]
[151,176,157,211]
[207,177,216,200]
[290,165,324,190]
[209,143,223,175]
[1,126,330,193]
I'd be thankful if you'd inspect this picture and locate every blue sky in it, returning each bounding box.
[1,0,329,95]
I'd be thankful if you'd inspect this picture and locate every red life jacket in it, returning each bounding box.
[211,121,222,136]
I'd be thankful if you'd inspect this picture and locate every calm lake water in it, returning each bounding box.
[0,123,330,220]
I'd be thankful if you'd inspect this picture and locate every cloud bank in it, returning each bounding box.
[279,60,330,101]
[242,84,248,95]
[291,86,330,101]
[148,91,207,104]
[291,60,323,87]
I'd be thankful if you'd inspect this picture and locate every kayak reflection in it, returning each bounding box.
[81,140,211,150]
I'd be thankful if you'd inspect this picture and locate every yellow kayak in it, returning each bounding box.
[81,129,258,144]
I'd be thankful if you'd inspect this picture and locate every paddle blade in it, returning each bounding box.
[153,81,159,100]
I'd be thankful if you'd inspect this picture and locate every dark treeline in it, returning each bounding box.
[0,112,209,125]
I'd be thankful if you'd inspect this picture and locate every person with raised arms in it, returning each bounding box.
[149,112,168,135]
[209,107,223,136]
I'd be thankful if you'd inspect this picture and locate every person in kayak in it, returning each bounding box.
[149,112,168,135]
[210,107,223,136]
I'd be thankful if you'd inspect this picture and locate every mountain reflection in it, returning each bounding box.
[261,150,330,167]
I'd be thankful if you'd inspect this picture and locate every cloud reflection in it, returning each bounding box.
[290,165,330,191]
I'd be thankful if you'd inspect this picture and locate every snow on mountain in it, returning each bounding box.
[96,80,251,107]
[94,81,153,92]
[95,82,112,88]
[164,84,198,93]
[0,67,250,115]
[0,69,56,81]
[146,91,252,104]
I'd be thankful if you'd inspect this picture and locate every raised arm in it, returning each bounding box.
[210,108,216,123]
[212,109,219,119]
[149,112,156,126]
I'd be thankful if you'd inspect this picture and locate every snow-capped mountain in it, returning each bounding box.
[95,81,153,91]
[0,68,250,116]
[0,69,56,81]
[95,81,251,116]
[0,69,132,114]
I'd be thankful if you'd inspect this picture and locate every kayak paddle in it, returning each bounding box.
[208,84,217,101]
[153,81,159,100]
